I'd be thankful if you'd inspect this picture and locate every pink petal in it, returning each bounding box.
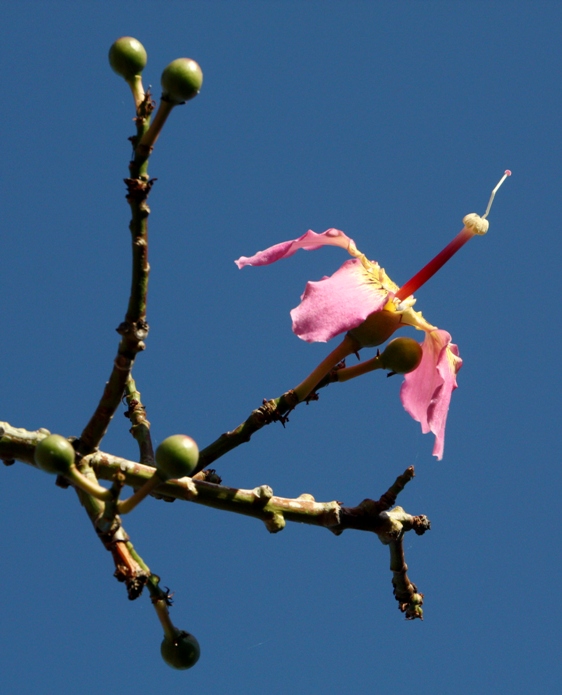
[235,228,355,268]
[291,259,390,342]
[400,329,462,460]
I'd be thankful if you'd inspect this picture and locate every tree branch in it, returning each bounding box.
[78,108,154,455]
[1,420,429,617]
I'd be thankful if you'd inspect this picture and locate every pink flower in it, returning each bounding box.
[401,329,462,460]
[237,228,402,342]
[236,228,463,459]
[237,173,510,458]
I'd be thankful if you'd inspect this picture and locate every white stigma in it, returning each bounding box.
[482,170,511,220]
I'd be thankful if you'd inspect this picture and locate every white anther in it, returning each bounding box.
[462,213,490,236]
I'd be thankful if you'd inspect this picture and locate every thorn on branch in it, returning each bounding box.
[257,397,293,427]
[303,391,320,405]
[124,176,157,203]
[123,397,139,412]
[164,590,174,606]
[128,91,155,138]
[315,359,347,390]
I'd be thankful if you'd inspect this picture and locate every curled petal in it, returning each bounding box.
[235,228,355,268]
[400,329,462,460]
[291,259,390,342]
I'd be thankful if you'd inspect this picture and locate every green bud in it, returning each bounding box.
[34,434,75,475]
[379,337,423,374]
[155,435,199,480]
[348,309,402,348]
[108,37,147,80]
[161,58,203,104]
[161,630,200,670]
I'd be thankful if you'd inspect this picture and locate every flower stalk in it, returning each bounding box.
[65,464,115,501]
[337,354,383,382]
[293,333,360,401]
[396,170,511,301]
[117,471,165,515]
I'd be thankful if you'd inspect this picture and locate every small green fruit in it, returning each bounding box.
[155,435,199,480]
[379,337,423,374]
[161,58,203,104]
[348,309,402,348]
[161,630,200,670]
[109,37,147,80]
[34,434,75,475]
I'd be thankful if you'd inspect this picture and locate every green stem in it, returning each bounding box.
[147,572,177,641]
[336,353,383,382]
[126,74,145,109]
[153,596,177,641]
[124,376,155,466]
[135,99,175,162]
[67,466,114,501]
[117,471,164,515]
[126,539,151,574]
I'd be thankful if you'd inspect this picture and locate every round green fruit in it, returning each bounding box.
[348,310,402,348]
[161,630,200,670]
[155,435,199,480]
[161,58,203,103]
[380,337,423,374]
[34,434,75,475]
[109,37,147,80]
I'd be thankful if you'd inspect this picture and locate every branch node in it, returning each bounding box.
[257,399,289,426]
[101,528,149,600]
[252,484,274,506]
[177,477,198,500]
[192,469,222,484]
[322,501,342,529]
[263,512,286,533]
[116,319,149,341]
[124,176,157,203]
[411,515,431,535]
[377,507,407,543]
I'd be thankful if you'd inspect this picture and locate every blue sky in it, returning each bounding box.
[1,2,561,693]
